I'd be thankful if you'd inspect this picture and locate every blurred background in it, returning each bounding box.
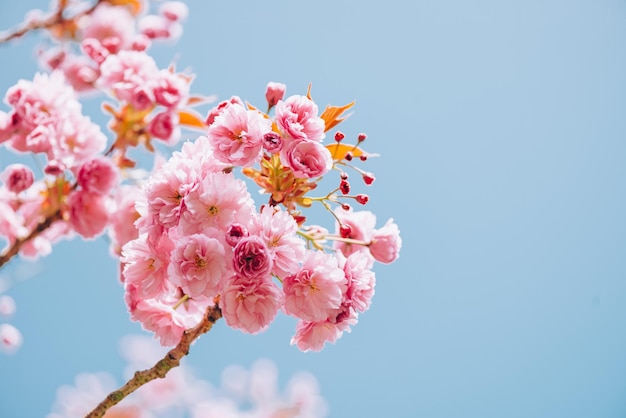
[1,0,626,417]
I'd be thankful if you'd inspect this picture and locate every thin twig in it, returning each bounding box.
[84,305,223,418]
[0,0,105,44]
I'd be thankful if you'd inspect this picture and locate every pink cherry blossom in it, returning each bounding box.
[220,275,283,334]
[182,172,254,234]
[275,95,325,142]
[338,252,376,313]
[148,110,181,144]
[129,289,206,347]
[76,156,118,195]
[121,234,170,299]
[1,164,34,193]
[153,70,189,109]
[98,50,159,103]
[333,209,377,258]
[0,323,22,354]
[81,3,136,52]
[159,1,189,22]
[249,205,305,280]
[290,319,352,352]
[232,236,273,280]
[67,190,111,239]
[265,81,286,109]
[168,232,230,298]
[283,250,347,322]
[280,139,333,179]
[369,218,402,264]
[207,103,272,167]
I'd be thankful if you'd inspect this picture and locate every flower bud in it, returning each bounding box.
[2,164,34,193]
[265,81,286,109]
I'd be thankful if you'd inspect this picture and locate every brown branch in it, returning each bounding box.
[0,209,63,269]
[0,0,105,44]
[84,305,223,418]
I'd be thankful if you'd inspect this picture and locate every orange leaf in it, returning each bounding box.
[104,0,143,15]
[320,101,355,132]
[178,110,206,130]
[325,143,365,160]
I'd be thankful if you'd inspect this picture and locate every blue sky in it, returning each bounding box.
[1,0,626,417]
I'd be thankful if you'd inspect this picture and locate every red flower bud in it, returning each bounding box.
[334,131,345,142]
[340,224,352,238]
[340,179,350,195]
[363,172,375,185]
[356,194,369,205]
[357,133,367,142]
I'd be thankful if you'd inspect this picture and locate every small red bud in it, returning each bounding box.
[341,203,351,211]
[340,172,349,180]
[340,179,350,195]
[359,154,368,161]
[357,133,367,142]
[334,131,345,142]
[345,152,353,161]
[340,224,352,238]
[363,172,375,185]
[356,194,369,205]
[293,215,307,225]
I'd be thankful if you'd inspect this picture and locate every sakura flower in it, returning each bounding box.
[249,205,305,280]
[99,50,159,102]
[76,156,118,195]
[148,110,181,144]
[159,1,189,22]
[265,81,286,109]
[338,251,376,313]
[168,232,230,298]
[67,190,111,239]
[0,323,22,354]
[1,164,34,193]
[283,250,347,323]
[275,95,325,142]
[207,103,272,167]
[182,172,254,234]
[220,275,283,334]
[81,3,136,52]
[280,139,333,179]
[153,70,189,109]
[232,236,273,280]
[121,234,170,299]
[333,209,377,258]
[369,218,402,263]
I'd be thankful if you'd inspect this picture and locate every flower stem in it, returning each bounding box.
[84,305,222,418]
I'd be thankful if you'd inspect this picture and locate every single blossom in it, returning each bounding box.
[168,232,230,298]
[67,190,111,239]
[265,81,286,109]
[0,323,22,354]
[1,164,34,193]
[280,140,333,179]
[76,156,118,195]
[220,275,283,334]
[338,252,376,313]
[81,3,136,52]
[369,218,402,264]
[148,110,181,144]
[275,95,325,142]
[207,103,272,167]
[283,250,347,323]
[232,235,273,280]
[0,295,16,318]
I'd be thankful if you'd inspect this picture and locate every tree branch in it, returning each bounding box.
[0,209,63,269]
[84,305,223,418]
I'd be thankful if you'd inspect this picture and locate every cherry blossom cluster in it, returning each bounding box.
[48,335,327,418]
[120,83,402,352]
